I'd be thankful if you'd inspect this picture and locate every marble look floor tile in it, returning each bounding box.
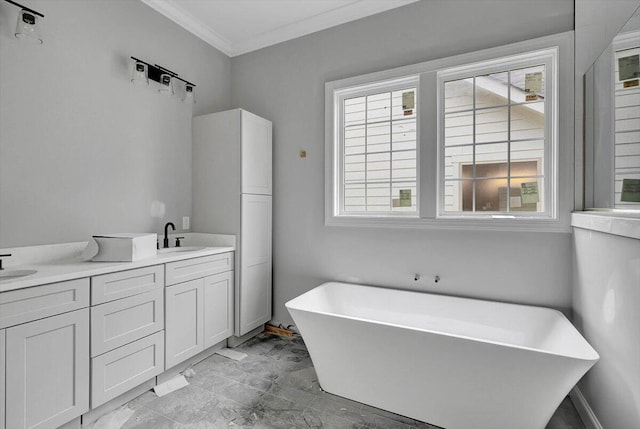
[275,367,322,394]
[188,369,236,393]
[215,380,267,406]
[110,332,586,429]
[119,406,184,429]
[140,385,219,425]
[253,392,306,425]
[268,384,318,408]
[298,408,365,429]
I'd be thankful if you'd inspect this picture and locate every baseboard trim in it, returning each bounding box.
[570,387,603,429]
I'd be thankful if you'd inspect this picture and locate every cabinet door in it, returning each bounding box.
[6,309,89,429]
[241,111,272,195]
[0,329,5,429]
[165,279,204,369]
[238,194,272,336]
[204,271,234,348]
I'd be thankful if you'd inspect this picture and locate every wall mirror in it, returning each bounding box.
[584,6,640,210]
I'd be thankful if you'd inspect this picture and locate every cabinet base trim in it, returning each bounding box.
[228,325,264,348]
[158,339,227,385]
[82,379,156,426]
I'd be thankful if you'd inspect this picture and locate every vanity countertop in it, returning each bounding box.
[571,211,640,240]
[0,245,235,293]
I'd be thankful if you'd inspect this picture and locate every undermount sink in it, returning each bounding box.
[0,269,38,281]
[158,246,207,254]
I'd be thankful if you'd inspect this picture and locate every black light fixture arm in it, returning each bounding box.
[131,56,196,87]
[4,0,44,18]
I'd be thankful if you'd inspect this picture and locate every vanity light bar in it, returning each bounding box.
[4,0,44,17]
[130,56,196,87]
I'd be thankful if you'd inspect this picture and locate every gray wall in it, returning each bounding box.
[230,0,575,327]
[0,0,231,247]
[573,1,640,427]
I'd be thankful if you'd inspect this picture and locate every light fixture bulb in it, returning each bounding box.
[130,61,149,86]
[183,84,196,104]
[158,73,174,96]
[15,9,43,44]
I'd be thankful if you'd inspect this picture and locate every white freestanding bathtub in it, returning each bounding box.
[285,282,599,429]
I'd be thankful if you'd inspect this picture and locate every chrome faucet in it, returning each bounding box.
[163,222,175,248]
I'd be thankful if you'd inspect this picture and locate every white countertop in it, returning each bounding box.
[571,210,640,240]
[0,233,236,293]
[0,246,234,293]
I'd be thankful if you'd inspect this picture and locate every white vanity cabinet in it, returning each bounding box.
[0,278,91,429]
[193,109,273,337]
[89,266,165,408]
[165,252,234,369]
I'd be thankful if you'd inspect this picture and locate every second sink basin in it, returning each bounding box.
[158,246,207,254]
[0,269,38,282]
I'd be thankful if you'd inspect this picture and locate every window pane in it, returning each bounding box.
[511,140,545,168]
[391,182,416,211]
[367,92,391,122]
[443,179,471,212]
[475,177,509,211]
[367,122,390,153]
[392,119,417,151]
[511,102,545,140]
[510,65,545,103]
[476,107,508,143]
[344,184,366,212]
[366,183,390,211]
[344,154,365,184]
[445,111,473,146]
[340,82,418,215]
[438,50,554,218]
[444,79,473,113]
[392,89,417,119]
[344,96,366,126]
[444,145,473,180]
[475,71,509,109]
[508,177,543,212]
[367,152,390,182]
[344,125,365,155]
[392,153,416,181]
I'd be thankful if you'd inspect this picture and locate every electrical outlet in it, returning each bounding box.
[182,216,190,230]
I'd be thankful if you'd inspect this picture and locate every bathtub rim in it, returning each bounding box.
[285,281,600,363]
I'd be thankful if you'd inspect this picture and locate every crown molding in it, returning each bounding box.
[140,0,234,55]
[140,0,419,57]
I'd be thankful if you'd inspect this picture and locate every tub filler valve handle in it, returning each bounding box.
[434,275,440,283]
[414,274,421,282]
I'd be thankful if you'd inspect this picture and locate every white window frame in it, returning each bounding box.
[436,48,558,220]
[325,31,573,232]
[333,75,421,218]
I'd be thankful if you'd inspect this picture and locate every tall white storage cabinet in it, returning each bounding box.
[193,109,272,337]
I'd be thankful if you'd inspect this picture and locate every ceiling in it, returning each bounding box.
[140,0,419,57]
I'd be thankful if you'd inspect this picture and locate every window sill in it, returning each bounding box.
[326,214,570,232]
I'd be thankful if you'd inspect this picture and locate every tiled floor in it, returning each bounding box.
[88,333,586,429]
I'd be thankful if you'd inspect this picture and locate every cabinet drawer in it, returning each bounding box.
[0,278,90,329]
[91,331,164,408]
[91,265,164,304]
[165,252,233,286]
[91,289,164,357]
